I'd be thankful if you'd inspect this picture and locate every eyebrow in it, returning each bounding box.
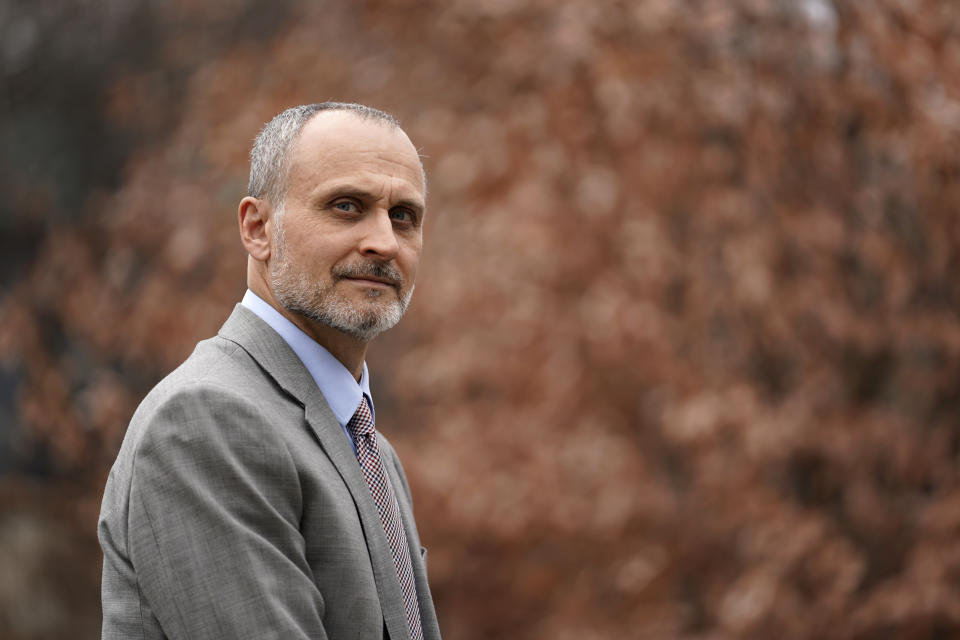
[322,184,425,212]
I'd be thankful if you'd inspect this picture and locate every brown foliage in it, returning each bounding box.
[2,0,960,638]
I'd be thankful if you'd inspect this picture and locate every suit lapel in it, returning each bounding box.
[218,304,411,640]
[382,448,442,640]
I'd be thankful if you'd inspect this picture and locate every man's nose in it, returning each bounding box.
[358,209,400,259]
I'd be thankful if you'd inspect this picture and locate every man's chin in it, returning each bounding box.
[332,313,401,341]
[314,300,403,336]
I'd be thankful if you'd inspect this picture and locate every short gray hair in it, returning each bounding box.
[248,102,401,205]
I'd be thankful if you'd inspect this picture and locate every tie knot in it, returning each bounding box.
[346,398,375,438]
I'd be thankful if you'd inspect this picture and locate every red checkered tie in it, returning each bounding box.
[347,399,424,640]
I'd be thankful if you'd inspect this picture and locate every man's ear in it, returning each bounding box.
[238,196,272,262]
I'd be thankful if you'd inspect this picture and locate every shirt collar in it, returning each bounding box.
[241,289,373,428]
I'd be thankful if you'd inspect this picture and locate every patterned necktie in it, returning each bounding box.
[347,399,424,640]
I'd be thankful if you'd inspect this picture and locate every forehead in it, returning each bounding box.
[286,111,425,201]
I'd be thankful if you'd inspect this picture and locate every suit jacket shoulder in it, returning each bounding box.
[100,305,441,640]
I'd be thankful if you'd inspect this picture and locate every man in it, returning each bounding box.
[98,102,441,640]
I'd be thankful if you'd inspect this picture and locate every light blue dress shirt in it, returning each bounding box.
[241,289,372,453]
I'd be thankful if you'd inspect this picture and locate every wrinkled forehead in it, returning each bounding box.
[290,111,426,195]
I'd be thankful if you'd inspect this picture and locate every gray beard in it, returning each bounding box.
[270,221,413,341]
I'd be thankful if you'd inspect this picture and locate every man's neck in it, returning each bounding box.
[248,280,368,381]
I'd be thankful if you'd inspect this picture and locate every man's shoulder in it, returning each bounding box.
[123,334,288,447]
[148,334,254,403]
[99,331,302,542]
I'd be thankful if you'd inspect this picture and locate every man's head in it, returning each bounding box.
[238,103,425,344]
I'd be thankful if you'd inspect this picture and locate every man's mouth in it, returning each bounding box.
[334,263,402,289]
[345,275,395,287]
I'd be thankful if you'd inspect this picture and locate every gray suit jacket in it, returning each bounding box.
[99,305,441,640]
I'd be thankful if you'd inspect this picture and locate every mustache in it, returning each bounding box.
[332,261,403,288]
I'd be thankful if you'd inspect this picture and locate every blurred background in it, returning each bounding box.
[2,0,960,638]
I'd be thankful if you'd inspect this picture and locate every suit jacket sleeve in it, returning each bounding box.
[123,382,327,640]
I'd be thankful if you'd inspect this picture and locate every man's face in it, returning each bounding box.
[269,112,426,341]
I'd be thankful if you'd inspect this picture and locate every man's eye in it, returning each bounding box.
[389,209,413,223]
[333,201,358,213]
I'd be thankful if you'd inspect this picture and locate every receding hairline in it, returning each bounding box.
[291,110,426,195]
[298,108,411,144]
